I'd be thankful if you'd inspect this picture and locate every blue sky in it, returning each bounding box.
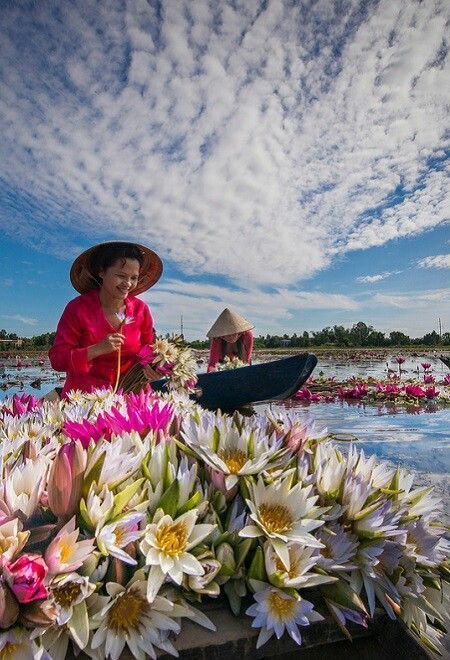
[0,0,449,340]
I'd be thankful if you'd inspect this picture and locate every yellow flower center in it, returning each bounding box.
[107,591,149,632]
[155,522,188,556]
[53,582,82,608]
[59,542,72,564]
[258,504,293,534]
[274,554,299,579]
[114,527,125,547]
[0,642,21,659]
[267,591,296,620]
[217,448,248,474]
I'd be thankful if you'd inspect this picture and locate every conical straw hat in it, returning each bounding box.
[70,241,163,295]
[207,308,254,338]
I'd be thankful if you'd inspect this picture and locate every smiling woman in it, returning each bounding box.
[48,241,163,397]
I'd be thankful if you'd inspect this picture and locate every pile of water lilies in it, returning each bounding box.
[0,388,449,659]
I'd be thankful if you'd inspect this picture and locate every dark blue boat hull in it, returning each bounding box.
[152,353,317,411]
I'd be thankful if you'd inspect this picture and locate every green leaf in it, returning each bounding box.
[82,452,106,499]
[236,538,253,568]
[177,491,201,516]
[320,580,368,615]
[111,479,144,519]
[158,479,180,517]
[248,546,267,582]
[212,426,220,452]
[79,497,94,531]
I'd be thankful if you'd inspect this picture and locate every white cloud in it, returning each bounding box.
[417,254,450,269]
[0,278,13,288]
[1,314,38,326]
[0,0,448,289]
[356,271,399,283]
[373,288,450,309]
[144,278,358,338]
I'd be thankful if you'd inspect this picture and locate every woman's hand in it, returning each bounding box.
[142,365,161,382]
[88,333,125,360]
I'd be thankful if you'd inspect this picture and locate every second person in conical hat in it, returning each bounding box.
[207,308,254,372]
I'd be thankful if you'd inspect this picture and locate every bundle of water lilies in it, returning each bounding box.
[215,356,246,371]
[119,334,198,394]
[0,388,449,659]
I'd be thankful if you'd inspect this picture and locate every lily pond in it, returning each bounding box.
[1,351,449,508]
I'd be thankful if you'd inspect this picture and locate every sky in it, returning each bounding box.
[0,0,449,340]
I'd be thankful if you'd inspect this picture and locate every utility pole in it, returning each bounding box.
[438,317,442,340]
[180,314,184,339]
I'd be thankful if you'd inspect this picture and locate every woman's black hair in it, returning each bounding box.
[89,243,144,281]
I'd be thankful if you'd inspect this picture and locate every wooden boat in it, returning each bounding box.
[439,355,450,369]
[152,353,318,411]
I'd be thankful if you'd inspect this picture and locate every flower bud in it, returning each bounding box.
[48,441,87,518]
[0,581,19,628]
[216,542,236,580]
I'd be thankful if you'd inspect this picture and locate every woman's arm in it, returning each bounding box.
[49,302,93,374]
[242,331,254,364]
[140,303,154,347]
[207,338,222,372]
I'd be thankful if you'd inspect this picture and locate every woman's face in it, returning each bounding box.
[99,258,140,300]
[222,332,241,343]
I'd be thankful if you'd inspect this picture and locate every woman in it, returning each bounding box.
[207,308,254,372]
[49,241,162,397]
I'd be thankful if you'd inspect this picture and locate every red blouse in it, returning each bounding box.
[207,330,254,372]
[49,289,154,396]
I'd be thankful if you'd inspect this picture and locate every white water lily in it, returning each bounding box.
[264,542,335,589]
[0,628,50,659]
[240,475,324,568]
[45,517,95,575]
[341,472,373,520]
[97,512,145,565]
[84,483,114,529]
[182,413,285,490]
[86,435,141,489]
[140,509,215,602]
[51,572,95,626]
[352,499,404,540]
[4,457,48,517]
[246,582,323,648]
[0,517,29,562]
[90,572,181,660]
[314,444,346,499]
[404,519,450,567]
[316,524,359,571]
[346,446,395,490]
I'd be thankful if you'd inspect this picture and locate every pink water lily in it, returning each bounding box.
[443,373,450,385]
[338,383,367,399]
[4,553,48,603]
[63,390,175,446]
[293,388,321,402]
[1,393,40,417]
[421,363,431,371]
[424,386,440,399]
[404,385,426,399]
[395,356,405,365]
[423,374,435,384]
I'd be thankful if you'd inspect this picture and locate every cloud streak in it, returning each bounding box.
[0,0,448,289]
[1,314,38,326]
[356,271,399,283]
[417,254,450,269]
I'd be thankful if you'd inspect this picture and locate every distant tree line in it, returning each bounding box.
[1,321,448,352]
[189,322,449,349]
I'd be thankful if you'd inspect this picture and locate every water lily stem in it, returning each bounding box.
[113,321,125,393]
